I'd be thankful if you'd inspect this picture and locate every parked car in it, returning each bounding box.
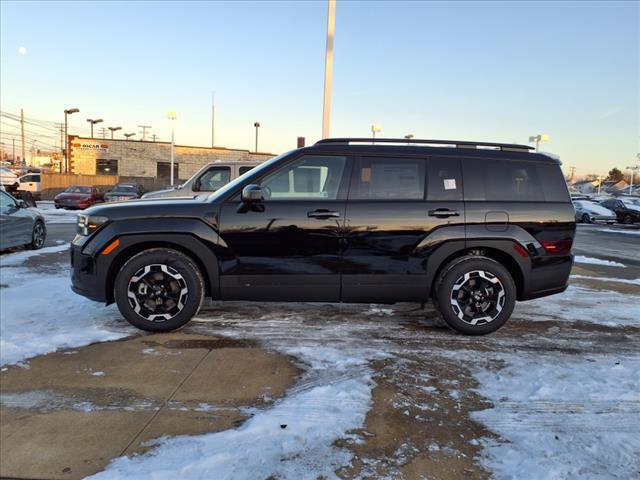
[104,183,145,202]
[54,185,103,210]
[573,200,617,224]
[71,138,575,335]
[142,161,261,199]
[17,173,42,199]
[600,198,640,224]
[0,190,46,250]
[0,166,19,189]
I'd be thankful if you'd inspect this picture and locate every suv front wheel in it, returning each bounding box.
[432,256,516,335]
[114,248,204,332]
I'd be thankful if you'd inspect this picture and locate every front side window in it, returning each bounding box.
[261,155,347,200]
[350,156,425,200]
[198,167,231,192]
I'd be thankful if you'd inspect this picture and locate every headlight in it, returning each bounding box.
[77,214,109,236]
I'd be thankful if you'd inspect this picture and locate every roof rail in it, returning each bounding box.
[314,138,534,152]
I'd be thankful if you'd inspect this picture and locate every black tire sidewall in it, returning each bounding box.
[581,214,590,224]
[115,248,204,332]
[434,256,516,335]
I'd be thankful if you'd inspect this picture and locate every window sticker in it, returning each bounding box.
[444,178,457,190]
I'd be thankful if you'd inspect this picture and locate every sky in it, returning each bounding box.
[1,0,638,177]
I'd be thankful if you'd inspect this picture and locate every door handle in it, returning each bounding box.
[308,209,340,219]
[428,208,459,218]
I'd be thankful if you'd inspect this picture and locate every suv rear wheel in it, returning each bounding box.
[432,256,516,335]
[114,248,204,332]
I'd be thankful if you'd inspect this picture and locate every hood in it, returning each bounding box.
[83,194,212,219]
[622,202,640,213]
[56,192,91,200]
[583,203,615,215]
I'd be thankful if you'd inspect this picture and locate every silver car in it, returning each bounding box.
[0,190,46,250]
[573,200,617,224]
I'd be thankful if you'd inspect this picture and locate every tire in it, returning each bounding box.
[114,248,204,332]
[581,213,591,224]
[27,220,46,250]
[432,256,516,335]
[622,215,632,225]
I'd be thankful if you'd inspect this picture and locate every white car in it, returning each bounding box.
[0,166,19,189]
[573,200,617,224]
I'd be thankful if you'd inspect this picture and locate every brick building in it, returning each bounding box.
[68,136,274,186]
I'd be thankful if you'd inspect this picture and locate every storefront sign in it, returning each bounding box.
[73,142,109,152]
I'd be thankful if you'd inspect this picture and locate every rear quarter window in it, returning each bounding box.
[462,158,569,202]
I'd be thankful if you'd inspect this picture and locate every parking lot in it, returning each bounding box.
[1,209,639,479]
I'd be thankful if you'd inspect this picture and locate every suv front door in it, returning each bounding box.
[218,154,351,301]
[342,155,464,302]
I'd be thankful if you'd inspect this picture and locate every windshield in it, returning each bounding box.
[65,186,91,194]
[207,151,293,201]
[112,185,136,193]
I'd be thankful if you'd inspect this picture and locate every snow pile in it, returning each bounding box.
[471,354,640,480]
[34,201,82,224]
[0,248,133,366]
[574,255,625,268]
[91,342,383,480]
[601,228,640,236]
[0,243,69,267]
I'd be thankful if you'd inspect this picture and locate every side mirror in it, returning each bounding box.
[17,200,28,209]
[192,179,201,192]
[241,184,263,203]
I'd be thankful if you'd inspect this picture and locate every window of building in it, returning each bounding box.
[198,167,231,192]
[96,159,118,175]
[350,156,425,200]
[261,155,347,200]
[157,162,179,183]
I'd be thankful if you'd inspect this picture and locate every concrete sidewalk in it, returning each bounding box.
[0,333,299,479]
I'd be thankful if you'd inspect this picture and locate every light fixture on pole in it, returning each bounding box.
[86,118,103,138]
[528,134,549,152]
[254,122,261,152]
[371,124,382,140]
[108,126,122,139]
[404,134,414,144]
[63,107,80,173]
[124,133,136,140]
[167,112,177,186]
[626,164,640,194]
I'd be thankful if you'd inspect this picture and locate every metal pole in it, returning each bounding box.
[12,138,15,163]
[254,124,259,152]
[211,91,215,147]
[20,109,26,165]
[321,0,336,139]
[64,112,68,173]
[170,123,175,186]
[90,123,94,138]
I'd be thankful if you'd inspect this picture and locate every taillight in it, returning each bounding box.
[540,240,573,255]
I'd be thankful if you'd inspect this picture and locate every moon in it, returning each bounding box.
[18,46,27,55]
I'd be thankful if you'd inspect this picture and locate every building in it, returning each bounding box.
[68,136,274,186]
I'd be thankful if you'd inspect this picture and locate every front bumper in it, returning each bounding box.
[590,215,617,224]
[70,242,105,302]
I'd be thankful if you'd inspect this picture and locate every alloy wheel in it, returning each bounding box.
[127,264,188,322]
[33,223,45,248]
[450,270,505,326]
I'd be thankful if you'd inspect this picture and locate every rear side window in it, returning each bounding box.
[199,167,231,192]
[350,156,425,200]
[463,159,568,202]
[239,166,254,175]
[427,157,462,201]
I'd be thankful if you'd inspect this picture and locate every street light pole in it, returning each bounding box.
[167,112,177,186]
[87,118,103,138]
[254,122,260,152]
[108,126,122,139]
[321,0,336,139]
[64,108,80,173]
[528,134,549,152]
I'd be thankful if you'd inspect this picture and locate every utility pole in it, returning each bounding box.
[321,0,336,139]
[20,109,26,165]
[59,124,64,172]
[568,166,576,183]
[100,127,107,139]
[138,125,151,141]
[152,134,158,142]
[12,138,15,163]
[211,92,216,147]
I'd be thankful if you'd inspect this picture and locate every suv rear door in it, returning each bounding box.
[341,155,464,302]
[218,154,351,302]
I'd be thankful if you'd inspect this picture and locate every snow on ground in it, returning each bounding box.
[601,228,640,236]
[571,274,640,286]
[515,284,640,326]
[574,255,626,268]
[0,248,133,367]
[34,201,82,224]
[470,354,640,480]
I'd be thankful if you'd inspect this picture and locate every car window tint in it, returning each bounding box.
[538,163,570,202]
[350,156,425,200]
[0,191,16,208]
[199,167,231,192]
[261,155,347,200]
[427,157,462,201]
[463,159,556,202]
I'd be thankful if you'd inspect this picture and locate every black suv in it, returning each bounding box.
[71,138,575,335]
[600,198,640,224]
